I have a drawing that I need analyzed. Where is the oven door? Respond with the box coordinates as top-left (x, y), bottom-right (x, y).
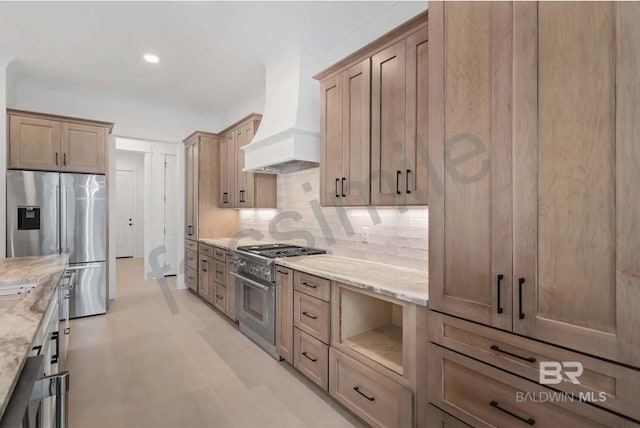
top-left (232, 273), bottom-right (275, 345)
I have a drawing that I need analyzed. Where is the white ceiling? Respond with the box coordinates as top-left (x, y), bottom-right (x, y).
top-left (0, 1), bottom-right (416, 115)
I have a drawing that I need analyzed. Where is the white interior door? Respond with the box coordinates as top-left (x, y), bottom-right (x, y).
top-left (115, 170), bottom-right (135, 258)
top-left (164, 155), bottom-right (177, 275)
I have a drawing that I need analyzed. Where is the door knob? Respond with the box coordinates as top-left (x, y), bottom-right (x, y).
top-left (129, 223), bottom-right (133, 226)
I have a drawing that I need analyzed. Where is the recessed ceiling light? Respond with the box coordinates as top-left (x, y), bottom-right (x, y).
top-left (143, 53), bottom-right (159, 64)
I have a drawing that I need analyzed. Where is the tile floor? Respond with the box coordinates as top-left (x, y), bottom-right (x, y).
top-left (67, 258), bottom-right (365, 428)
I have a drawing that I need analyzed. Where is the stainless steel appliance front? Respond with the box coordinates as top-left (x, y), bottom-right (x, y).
top-left (7, 171), bottom-right (108, 318)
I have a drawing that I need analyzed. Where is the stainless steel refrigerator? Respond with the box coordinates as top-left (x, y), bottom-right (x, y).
top-left (7, 170), bottom-right (107, 318)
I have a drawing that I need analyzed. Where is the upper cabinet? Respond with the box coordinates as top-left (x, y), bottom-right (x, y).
top-left (428, 1), bottom-right (640, 368)
top-left (8, 109), bottom-right (112, 174)
top-left (183, 131), bottom-right (238, 240)
top-left (218, 114), bottom-right (276, 209)
top-left (315, 12), bottom-right (428, 207)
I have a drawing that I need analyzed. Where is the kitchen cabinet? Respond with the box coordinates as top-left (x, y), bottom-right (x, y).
top-left (428, 0), bottom-right (640, 368)
top-left (224, 254), bottom-right (235, 320)
top-left (199, 254), bottom-right (213, 301)
top-left (8, 109), bottom-right (112, 174)
top-left (217, 114), bottom-right (277, 209)
top-left (275, 266), bottom-right (294, 364)
top-left (427, 1), bottom-right (513, 331)
top-left (183, 131), bottom-right (238, 240)
top-left (319, 60), bottom-right (371, 206)
top-left (314, 12), bottom-right (427, 207)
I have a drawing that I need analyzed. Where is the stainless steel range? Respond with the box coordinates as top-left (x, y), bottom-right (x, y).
top-left (231, 244), bottom-right (326, 359)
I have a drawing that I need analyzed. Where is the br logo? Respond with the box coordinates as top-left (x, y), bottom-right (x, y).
top-left (539, 361), bottom-right (583, 385)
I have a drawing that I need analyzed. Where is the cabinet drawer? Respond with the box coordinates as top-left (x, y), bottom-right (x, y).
top-left (428, 311), bottom-right (640, 420)
top-left (429, 344), bottom-right (636, 428)
top-left (185, 268), bottom-right (198, 292)
top-left (198, 243), bottom-right (214, 258)
top-left (185, 239), bottom-right (198, 251)
top-left (294, 291), bottom-right (330, 343)
top-left (329, 348), bottom-right (412, 428)
top-left (213, 247), bottom-right (226, 262)
top-left (426, 405), bottom-right (471, 427)
top-left (185, 249), bottom-right (198, 270)
top-left (214, 260), bottom-right (226, 286)
top-left (294, 271), bottom-right (330, 301)
top-left (213, 283), bottom-right (226, 313)
top-left (294, 328), bottom-right (328, 390)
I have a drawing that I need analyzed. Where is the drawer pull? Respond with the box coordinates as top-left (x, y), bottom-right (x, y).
top-left (353, 386), bottom-right (375, 402)
top-left (497, 274), bottom-right (504, 314)
top-left (302, 282), bottom-right (317, 289)
top-left (490, 345), bottom-right (536, 363)
top-left (302, 311), bottom-right (317, 320)
top-left (216, 295), bottom-right (223, 300)
top-left (216, 270), bottom-right (224, 275)
top-left (302, 351), bottom-right (317, 362)
top-left (277, 269), bottom-right (289, 275)
top-left (518, 278), bottom-right (525, 319)
top-left (490, 401), bottom-right (535, 425)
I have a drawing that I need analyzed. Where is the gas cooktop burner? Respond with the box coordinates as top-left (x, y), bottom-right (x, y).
top-left (237, 244), bottom-right (326, 259)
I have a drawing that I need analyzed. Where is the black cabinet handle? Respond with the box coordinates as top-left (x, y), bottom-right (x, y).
top-left (51, 331), bottom-right (60, 364)
top-left (202, 260), bottom-right (208, 272)
top-left (302, 311), bottom-right (317, 320)
top-left (302, 352), bottom-right (317, 362)
top-left (518, 278), bottom-right (525, 319)
top-left (216, 295), bottom-right (223, 300)
top-left (223, 192), bottom-right (228, 204)
top-left (341, 177), bottom-right (346, 197)
top-left (32, 345), bottom-right (42, 355)
top-left (216, 270), bottom-right (224, 275)
top-left (490, 401), bottom-right (535, 425)
top-left (55, 152), bottom-right (59, 166)
top-left (406, 169), bottom-right (411, 194)
top-left (335, 178), bottom-right (340, 197)
top-left (353, 386), bottom-right (375, 402)
top-left (302, 282), bottom-right (317, 289)
top-left (63, 153), bottom-right (67, 166)
top-left (396, 171), bottom-right (402, 194)
top-left (497, 274), bottom-right (504, 314)
top-left (277, 269), bottom-right (289, 275)
top-left (64, 327), bottom-right (70, 335)
top-left (490, 345), bottom-right (536, 363)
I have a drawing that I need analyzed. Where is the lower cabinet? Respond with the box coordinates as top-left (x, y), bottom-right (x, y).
top-left (329, 348), bottom-right (412, 428)
top-left (294, 328), bottom-right (329, 390)
top-left (199, 254), bottom-right (214, 301)
top-left (224, 254), bottom-right (235, 320)
top-left (185, 268), bottom-right (198, 293)
top-left (213, 283), bottom-right (226, 312)
top-left (276, 266), bottom-right (294, 363)
top-left (191, 241), bottom-right (236, 322)
top-left (429, 344), bottom-right (635, 428)
top-left (426, 405), bottom-right (471, 428)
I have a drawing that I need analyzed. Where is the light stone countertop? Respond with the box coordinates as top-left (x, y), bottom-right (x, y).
top-left (275, 254), bottom-right (428, 306)
top-left (0, 254), bottom-right (68, 417)
top-left (197, 237), bottom-right (273, 251)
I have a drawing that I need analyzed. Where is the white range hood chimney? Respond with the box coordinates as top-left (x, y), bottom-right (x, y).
top-left (242, 40), bottom-right (325, 174)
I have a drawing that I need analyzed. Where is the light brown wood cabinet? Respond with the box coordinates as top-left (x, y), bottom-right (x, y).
top-left (8, 109), bottom-right (112, 174)
top-left (275, 266), bottom-right (294, 364)
top-left (183, 132), bottom-right (238, 240)
top-left (315, 12), bottom-right (428, 207)
top-left (217, 114), bottom-right (276, 209)
top-left (224, 255), bottom-right (235, 320)
top-left (428, 1), bottom-right (640, 369)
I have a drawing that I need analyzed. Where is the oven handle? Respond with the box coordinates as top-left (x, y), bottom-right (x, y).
top-left (231, 272), bottom-right (270, 292)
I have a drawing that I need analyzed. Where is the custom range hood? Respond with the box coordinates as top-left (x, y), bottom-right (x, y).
top-left (241, 40), bottom-right (324, 174)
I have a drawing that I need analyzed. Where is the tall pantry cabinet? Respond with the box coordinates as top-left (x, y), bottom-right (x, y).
top-left (428, 1), bottom-right (640, 424)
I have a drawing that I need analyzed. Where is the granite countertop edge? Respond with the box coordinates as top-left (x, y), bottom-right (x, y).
top-left (0, 254), bottom-right (69, 417)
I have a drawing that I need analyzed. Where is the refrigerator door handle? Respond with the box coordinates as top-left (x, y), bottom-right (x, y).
top-left (56, 183), bottom-right (61, 253)
top-left (60, 186), bottom-right (67, 253)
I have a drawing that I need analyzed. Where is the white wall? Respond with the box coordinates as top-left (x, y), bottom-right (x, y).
top-left (0, 58), bottom-right (12, 259)
top-left (9, 78), bottom-right (222, 142)
top-left (219, 90), bottom-right (265, 127)
top-left (115, 150), bottom-right (145, 258)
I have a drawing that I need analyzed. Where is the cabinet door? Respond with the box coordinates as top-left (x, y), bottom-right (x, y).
top-left (513, 2), bottom-right (640, 367)
top-left (371, 41), bottom-right (406, 205)
top-left (320, 75), bottom-right (343, 206)
top-left (276, 267), bottom-right (294, 364)
top-left (9, 115), bottom-right (61, 171)
top-left (191, 140), bottom-right (199, 238)
top-left (405, 27), bottom-right (428, 205)
top-left (219, 133), bottom-right (232, 207)
top-left (341, 59), bottom-right (371, 206)
top-left (240, 122), bottom-right (256, 207)
top-left (184, 143), bottom-right (195, 237)
top-left (61, 122), bottom-right (107, 174)
top-left (199, 255), bottom-right (212, 300)
top-left (428, 1), bottom-right (513, 330)
top-left (225, 257), bottom-right (235, 320)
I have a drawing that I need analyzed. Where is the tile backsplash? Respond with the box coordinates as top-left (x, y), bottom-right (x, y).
top-left (237, 168), bottom-right (428, 271)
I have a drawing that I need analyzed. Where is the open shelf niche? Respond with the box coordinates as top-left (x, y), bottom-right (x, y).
top-left (339, 288), bottom-right (404, 374)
